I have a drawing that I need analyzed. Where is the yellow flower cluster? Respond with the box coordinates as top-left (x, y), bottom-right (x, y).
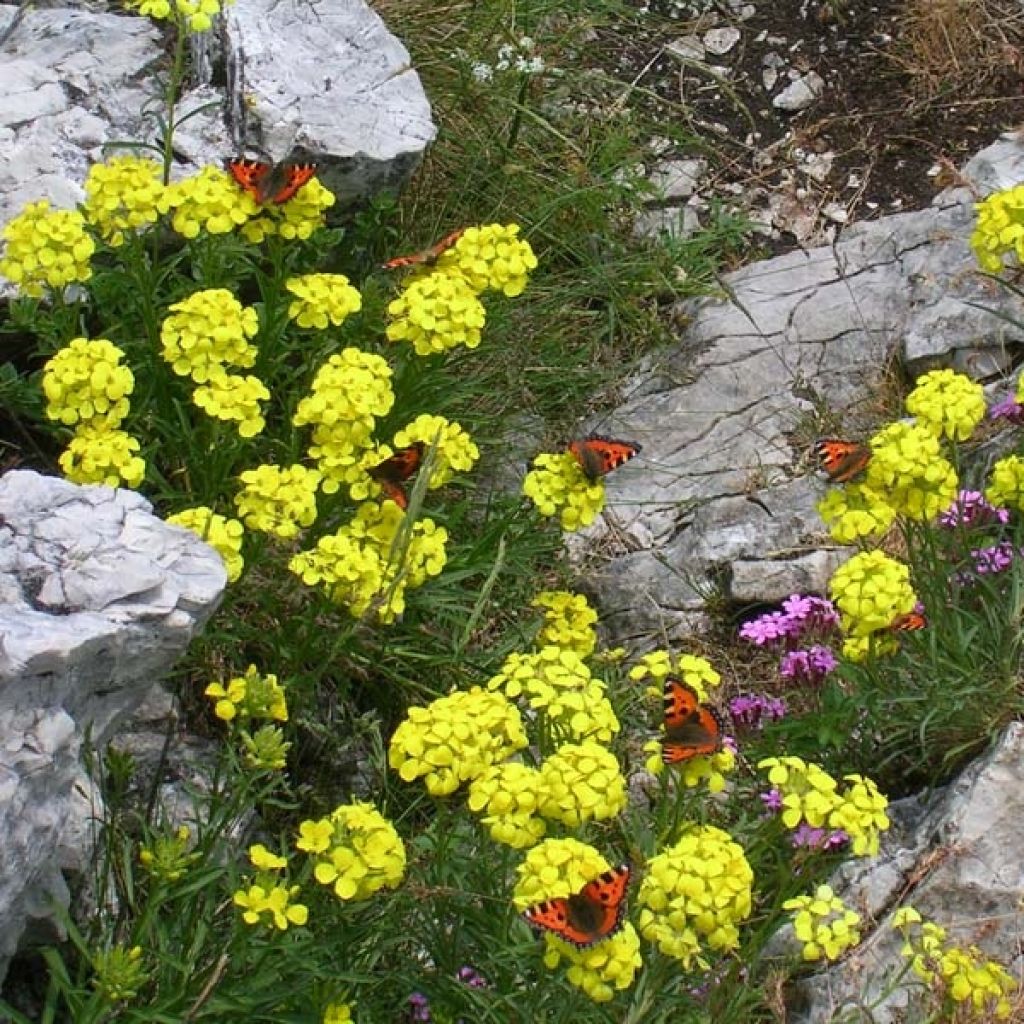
top-left (192, 372), bottom-right (269, 437)
top-left (892, 907), bottom-right (1016, 1019)
top-left (865, 421), bottom-right (958, 521)
top-left (905, 369), bottom-right (986, 442)
top-left (90, 945), bottom-right (148, 1004)
top-left (783, 884), bottom-right (861, 961)
top-left (293, 348), bottom-right (394, 493)
top-left (58, 427), bottom-right (146, 488)
top-left (970, 184), bottom-right (1024, 273)
top-left (204, 664), bottom-right (288, 723)
top-left (322, 1003), bottom-right (353, 1024)
top-left (128, 0), bottom-right (226, 31)
top-left (391, 414), bottom-right (480, 488)
top-left (233, 843), bottom-right (308, 930)
top-left (0, 199), bottom-right (95, 297)
top-left (829, 549), bottom-right (917, 639)
top-left (42, 338), bottom-right (134, 428)
top-left (386, 271), bottom-right (486, 355)
top-left (522, 452), bottom-right (605, 531)
top-left (437, 223), bottom-right (539, 297)
top-left (138, 825), bottom-right (198, 883)
top-left (388, 687), bottom-right (527, 795)
top-left (83, 156), bottom-right (170, 246)
top-left (165, 166), bottom-right (253, 238)
top-left (487, 646), bottom-right (619, 742)
top-left (467, 761), bottom-right (546, 848)
top-left (759, 757), bottom-right (890, 856)
top-left (532, 590), bottom-right (598, 656)
top-left (817, 480), bottom-right (897, 543)
top-left (166, 506), bottom-right (245, 582)
top-left (637, 825), bottom-right (753, 968)
top-left (537, 741), bottom-right (627, 827)
top-left (631, 651), bottom-right (735, 790)
top-left (513, 839), bottom-right (641, 1003)
top-left (160, 288), bottom-right (259, 382)
top-left (296, 801), bottom-right (406, 901)
top-left (289, 501), bottom-right (448, 621)
top-left (986, 454), bottom-right (1024, 512)
top-left (286, 273), bottom-right (362, 329)
top-left (240, 178), bottom-right (336, 244)
top-left (234, 463), bottom-right (321, 539)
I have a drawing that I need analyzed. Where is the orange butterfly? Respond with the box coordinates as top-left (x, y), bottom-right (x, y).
top-left (381, 228), bottom-right (466, 270)
top-left (522, 864), bottom-right (631, 948)
top-left (567, 435), bottom-right (643, 482)
top-left (890, 610), bottom-right (927, 632)
top-left (368, 442), bottom-right (425, 510)
top-left (813, 438), bottom-right (871, 484)
top-left (661, 677), bottom-right (726, 765)
top-left (225, 157), bottom-right (317, 205)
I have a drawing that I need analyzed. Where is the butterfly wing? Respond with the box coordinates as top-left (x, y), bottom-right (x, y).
top-left (891, 610), bottom-right (926, 631)
top-left (567, 435), bottom-right (643, 481)
top-left (368, 443), bottom-right (426, 509)
top-left (814, 438), bottom-right (871, 484)
top-left (267, 162), bottom-right (317, 204)
top-left (382, 228), bottom-right (466, 270)
top-left (225, 158), bottom-right (273, 202)
top-left (523, 864), bottom-right (631, 948)
top-left (661, 677), bottom-right (725, 764)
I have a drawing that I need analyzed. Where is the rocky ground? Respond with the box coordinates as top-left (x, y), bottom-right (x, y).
top-left (597, 0), bottom-right (1024, 249)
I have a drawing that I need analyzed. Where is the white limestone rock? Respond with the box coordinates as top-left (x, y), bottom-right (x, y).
top-left (0, 470), bottom-right (225, 982)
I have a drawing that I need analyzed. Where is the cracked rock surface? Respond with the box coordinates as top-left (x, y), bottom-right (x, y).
top-left (0, 470), bottom-right (225, 981)
top-left (577, 137), bottom-right (1024, 651)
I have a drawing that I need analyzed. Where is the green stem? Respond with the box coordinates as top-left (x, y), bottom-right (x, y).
top-left (162, 16), bottom-right (189, 184)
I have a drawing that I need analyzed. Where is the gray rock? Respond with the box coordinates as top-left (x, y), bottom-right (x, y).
top-left (633, 204), bottom-right (702, 241)
top-left (0, 470), bottom-right (225, 982)
top-left (647, 158), bottom-right (706, 201)
top-left (773, 71), bottom-right (825, 112)
top-left (703, 26), bottom-right (741, 56)
top-left (580, 138), bottom-right (1024, 646)
top-left (785, 724), bottom-right (1024, 1024)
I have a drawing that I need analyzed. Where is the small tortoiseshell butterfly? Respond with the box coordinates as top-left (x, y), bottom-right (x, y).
top-left (661, 677), bottom-right (726, 765)
top-left (368, 442), bottom-right (425, 510)
top-left (225, 157), bottom-right (317, 205)
top-left (522, 864), bottom-right (631, 948)
top-left (567, 435), bottom-right (643, 482)
top-left (813, 438), bottom-right (871, 484)
top-left (890, 610), bottom-right (927, 632)
top-left (381, 228), bottom-right (466, 270)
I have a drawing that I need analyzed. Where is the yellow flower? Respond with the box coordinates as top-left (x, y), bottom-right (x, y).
top-left (240, 178), bottom-right (336, 243)
top-left (905, 369), bottom-right (986, 441)
top-left (466, 761), bottom-right (546, 848)
top-left (436, 223), bottom-right (539, 297)
top-left (532, 591), bottom-right (598, 656)
top-left (58, 427), bottom-right (145, 488)
top-left (166, 506), bottom-right (245, 582)
top-left (83, 156), bottom-right (170, 245)
top-left (828, 550), bottom-right (917, 638)
top-left (289, 502), bottom-right (448, 621)
top-left (204, 665), bottom-right (287, 723)
top-left (234, 843), bottom-right (307, 929)
top-left (386, 270), bottom-right (486, 355)
top-left (986, 454), bottom-right (1024, 512)
top-left (0, 199), bottom-right (94, 297)
top-left (42, 338), bottom-right (134, 429)
top-left (817, 482), bottom-right (897, 543)
top-left (865, 421), bottom-right (958, 521)
top-left (91, 945), bottom-right (148, 1004)
top-left (286, 273), bottom-right (362, 329)
top-left (234, 463), bottom-right (321, 539)
top-left (783, 884), bottom-right (861, 961)
top-left (391, 414), bottom-right (480, 488)
top-left (127, 0), bottom-right (228, 31)
top-left (638, 825), bottom-right (753, 968)
top-left (523, 452), bottom-right (606, 531)
top-left (192, 370), bottom-right (269, 437)
top-left (628, 650), bottom-right (721, 695)
top-left (537, 741), bottom-right (627, 827)
top-left (971, 184), bottom-right (1024, 273)
top-left (487, 646), bottom-right (619, 742)
top-left (388, 687), bottom-right (527, 795)
top-left (138, 825), bottom-right (198, 883)
top-left (160, 288), bottom-right (259, 382)
top-left (166, 166), bottom-right (255, 238)
top-left (296, 801), bottom-right (406, 901)
top-left (322, 1003), bottom-right (353, 1024)
top-left (513, 839), bottom-right (641, 1003)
